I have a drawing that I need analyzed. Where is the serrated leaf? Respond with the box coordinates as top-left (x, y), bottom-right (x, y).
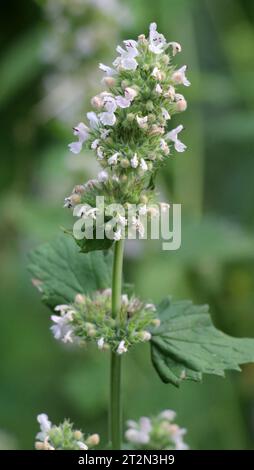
top-left (151, 297), bottom-right (254, 387)
top-left (28, 235), bottom-right (112, 309)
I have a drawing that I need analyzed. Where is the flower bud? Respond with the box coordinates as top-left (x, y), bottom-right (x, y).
top-left (162, 54), bottom-right (170, 64)
top-left (151, 318), bottom-right (161, 327)
top-left (74, 185), bottom-right (85, 194)
top-left (149, 125), bottom-right (164, 136)
top-left (138, 34), bottom-right (147, 44)
top-left (85, 433), bottom-right (100, 447)
top-left (35, 441), bottom-right (46, 450)
top-left (75, 294), bottom-right (86, 304)
top-left (175, 98), bottom-right (187, 112)
top-left (102, 76), bottom-right (116, 87)
top-left (91, 95), bottom-right (103, 109)
top-left (74, 430), bottom-right (83, 440)
top-left (121, 80), bottom-right (130, 90)
top-left (139, 331), bottom-right (152, 342)
top-left (140, 194), bottom-right (148, 204)
top-left (121, 158), bottom-right (130, 168)
top-left (146, 101), bottom-right (154, 112)
top-left (121, 174), bottom-right (128, 183)
top-left (127, 113), bottom-right (135, 122)
top-left (70, 194), bottom-right (81, 205)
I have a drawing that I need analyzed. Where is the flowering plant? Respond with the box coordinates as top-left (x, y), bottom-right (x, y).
top-left (29, 23), bottom-right (254, 450)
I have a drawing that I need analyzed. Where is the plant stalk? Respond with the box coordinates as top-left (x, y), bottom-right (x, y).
top-left (110, 239), bottom-right (124, 450)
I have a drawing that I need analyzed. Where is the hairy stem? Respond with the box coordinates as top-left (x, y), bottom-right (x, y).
top-left (110, 239), bottom-right (124, 450)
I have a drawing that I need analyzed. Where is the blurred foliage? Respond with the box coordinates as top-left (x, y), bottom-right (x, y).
top-left (1, 0), bottom-right (254, 450)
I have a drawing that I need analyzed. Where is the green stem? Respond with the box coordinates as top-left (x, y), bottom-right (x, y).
top-left (110, 239), bottom-right (124, 450)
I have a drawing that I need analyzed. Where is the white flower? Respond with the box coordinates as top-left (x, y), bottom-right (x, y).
top-left (159, 409), bottom-right (176, 421)
top-left (160, 138), bottom-right (170, 155)
top-left (164, 85), bottom-right (175, 101)
top-left (113, 40), bottom-right (139, 70)
top-left (116, 214), bottom-right (128, 226)
top-left (50, 313), bottom-right (74, 343)
top-left (140, 158), bottom-right (148, 171)
top-left (169, 424), bottom-right (188, 450)
top-left (69, 122), bottom-right (89, 154)
top-left (103, 95), bottom-right (117, 113)
top-left (125, 417), bottom-right (152, 445)
top-left (131, 153), bottom-right (139, 168)
top-left (149, 22), bottom-right (167, 54)
top-left (99, 63), bottom-right (117, 76)
top-left (117, 340), bottom-right (128, 354)
top-left (54, 305), bottom-right (71, 314)
top-left (100, 128), bottom-right (111, 139)
top-left (162, 108), bottom-right (170, 120)
top-left (36, 414), bottom-right (52, 441)
top-left (168, 41), bottom-right (182, 56)
top-left (140, 331), bottom-right (152, 341)
top-left (99, 111), bottom-right (116, 126)
top-left (97, 146), bottom-right (104, 160)
top-left (97, 337), bottom-right (105, 350)
top-left (77, 441), bottom-right (88, 450)
top-left (155, 83), bottom-right (162, 94)
top-left (76, 206), bottom-right (98, 219)
top-left (91, 139), bottom-right (100, 150)
top-left (132, 216), bottom-right (145, 238)
top-left (172, 65), bottom-right (191, 87)
top-left (113, 229), bottom-right (122, 241)
top-left (166, 125), bottom-right (187, 152)
top-left (87, 111), bottom-right (100, 128)
top-left (108, 152), bottom-right (119, 165)
top-left (136, 115), bottom-right (148, 129)
top-left (98, 170), bottom-right (109, 183)
top-left (115, 95), bottom-right (131, 108)
top-left (125, 87), bottom-right (138, 101)
top-left (151, 66), bottom-right (163, 80)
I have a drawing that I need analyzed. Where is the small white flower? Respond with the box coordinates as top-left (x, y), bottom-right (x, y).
top-left (54, 305), bottom-right (70, 314)
top-left (125, 87), bottom-right (138, 101)
top-left (125, 417), bottom-right (152, 445)
top-left (155, 83), bottom-right (163, 94)
top-left (116, 214), bottom-right (128, 226)
top-left (99, 112), bottom-right (116, 126)
top-left (159, 409), bottom-right (176, 421)
top-left (69, 122), bottom-right (89, 154)
top-left (87, 111), bottom-right (100, 129)
top-left (151, 66), bottom-right (163, 80)
top-left (132, 216), bottom-right (145, 237)
top-left (108, 152), bottom-right (119, 165)
top-left (113, 40), bottom-right (139, 71)
top-left (97, 337), bottom-right (105, 350)
top-left (166, 125), bottom-right (187, 152)
top-left (172, 65), bottom-right (191, 87)
top-left (98, 170), bottom-right (109, 183)
top-left (140, 158), bottom-right (148, 171)
top-left (91, 139), bottom-right (100, 150)
top-left (162, 108), bottom-right (171, 120)
top-left (99, 63), bottom-right (117, 76)
top-left (140, 331), bottom-right (152, 342)
top-left (168, 41), bottom-right (182, 56)
top-left (131, 153), bottom-right (139, 168)
top-left (117, 340), bottom-right (128, 354)
top-left (149, 22), bottom-right (167, 54)
top-left (136, 115), bottom-right (148, 129)
top-left (97, 146), bottom-right (104, 160)
top-left (160, 138), bottom-right (170, 155)
top-left (103, 95), bottom-right (117, 113)
top-left (115, 95), bottom-right (131, 108)
top-left (77, 441), bottom-right (88, 450)
top-left (100, 128), bottom-right (111, 139)
top-left (113, 229), bottom-right (123, 241)
top-left (36, 414), bottom-right (52, 441)
top-left (164, 85), bottom-right (175, 101)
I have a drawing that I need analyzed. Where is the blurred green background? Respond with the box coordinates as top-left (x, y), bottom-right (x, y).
top-left (1, 0), bottom-right (254, 450)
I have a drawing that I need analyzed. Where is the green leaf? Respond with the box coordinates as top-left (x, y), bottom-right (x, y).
top-left (151, 297), bottom-right (254, 387)
top-left (28, 235), bottom-right (112, 309)
top-left (75, 234), bottom-right (114, 254)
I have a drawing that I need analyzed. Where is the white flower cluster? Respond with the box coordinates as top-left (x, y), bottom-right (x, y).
top-left (66, 23), bottom-right (190, 244)
top-left (35, 413), bottom-right (100, 450)
top-left (125, 410), bottom-right (188, 450)
top-left (50, 290), bottom-right (159, 354)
